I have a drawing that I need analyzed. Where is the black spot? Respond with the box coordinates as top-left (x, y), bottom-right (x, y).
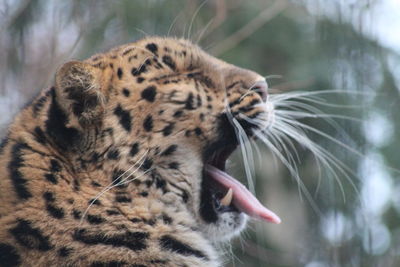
top-left (185, 93), bottom-right (195, 110)
top-left (73, 229), bottom-right (149, 251)
top-left (130, 218), bottom-right (141, 223)
top-left (90, 153), bottom-right (100, 163)
top-left (91, 181), bottom-right (101, 187)
top-left (182, 191), bottom-right (189, 203)
top-left (114, 105), bottom-right (132, 132)
top-left (146, 43), bottom-right (158, 54)
top-left (107, 149), bottom-right (120, 160)
top-left (141, 86), bottom-right (157, 102)
top-left (106, 209), bottom-right (120, 216)
top-left (197, 94), bottom-right (202, 107)
top-left (159, 235), bottom-right (207, 260)
top-left (187, 72), bottom-right (215, 88)
top-left (144, 59), bottom-right (152, 66)
top-left (145, 179), bottom-right (153, 187)
top-left (161, 145), bottom-right (177, 156)
top-left (43, 192), bottom-right (55, 202)
top-left (122, 48), bottom-right (134, 56)
top-left (50, 159), bottom-right (61, 172)
top-left (117, 68), bottom-right (123, 79)
top-left (45, 173), bottom-right (58, 184)
top-left (162, 124), bottom-right (174, 136)
top-left (58, 246), bottom-right (72, 257)
top-left (162, 55), bottom-right (176, 71)
top-left (194, 127), bottom-right (202, 136)
top-left (0, 243), bottom-right (21, 267)
top-left (162, 214), bottom-right (173, 224)
top-left (8, 142), bottom-right (32, 199)
top-left (88, 198), bottom-right (101, 205)
top-left (156, 178), bottom-right (166, 189)
top-left (87, 214), bottom-right (105, 224)
top-left (143, 115), bottom-right (153, 132)
top-left (91, 261), bottom-right (127, 267)
top-left (131, 265), bottom-right (146, 267)
top-left (173, 110), bottom-right (183, 118)
top-left (115, 195), bottom-right (131, 203)
top-left (137, 77), bottom-right (145, 83)
top-left (199, 113), bottom-right (205, 121)
top-left (130, 143), bottom-right (139, 157)
top-left (9, 219), bottom-right (52, 251)
top-left (139, 191), bottom-right (148, 197)
top-left (169, 162), bottom-right (179, 170)
top-left (45, 89), bottom-right (82, 150)
top-left (141, 158), bottom-right (153, 170)
top-left (73, 179), bottom-right (80, 191)
top-left (33, 127), bottom-right (47, 145)
top-left (111, 170), bottom-right (127, 189)
top-left (122, 88), bottom-right (130, 97)
top-left (72, 209), bottom-right (82, 220)
top-left (43, 192), bottom-right (64, 219)
top-left (128, 55), bottom-right (137, 61)
top-left (131, 64), bottom-right (147, 76)
top-left (143, 218), bottom-right (156, 226)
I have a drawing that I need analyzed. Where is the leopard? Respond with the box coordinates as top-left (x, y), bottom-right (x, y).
top-left (0, 37), bottom-right (280, 266)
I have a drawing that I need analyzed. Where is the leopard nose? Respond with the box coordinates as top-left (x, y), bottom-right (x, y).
top-left (253, 80), bottom-right (268, 102)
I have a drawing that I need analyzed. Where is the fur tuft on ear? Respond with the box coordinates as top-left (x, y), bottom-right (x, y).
top-left (55, 61), bottom-right (106, 125)
top-left (45, 61), bottom-right (109, 153)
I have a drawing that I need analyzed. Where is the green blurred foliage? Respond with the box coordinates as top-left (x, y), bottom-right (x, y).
top-left (1, 0), bottom-right (400, 266)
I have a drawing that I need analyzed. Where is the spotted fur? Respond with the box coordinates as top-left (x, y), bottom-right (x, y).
top-left (0, 37), bottom-right (269, 266)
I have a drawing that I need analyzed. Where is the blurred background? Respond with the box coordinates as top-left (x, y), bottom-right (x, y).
top-left (1, 0), bottom-right (400, 266)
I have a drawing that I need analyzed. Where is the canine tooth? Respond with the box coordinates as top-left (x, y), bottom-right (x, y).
top-left (220, 188), bottom-right (233, 206)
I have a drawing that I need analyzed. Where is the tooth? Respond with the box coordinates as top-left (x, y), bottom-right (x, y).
top-left (220, 188), bottom-right (233, 206)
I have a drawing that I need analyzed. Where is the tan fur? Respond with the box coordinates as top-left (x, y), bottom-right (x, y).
top-left (0, 37), bottom-right (266, 266)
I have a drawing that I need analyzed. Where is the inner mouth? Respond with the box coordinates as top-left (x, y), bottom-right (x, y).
top-left (201, 144), bottom-right (281, 224)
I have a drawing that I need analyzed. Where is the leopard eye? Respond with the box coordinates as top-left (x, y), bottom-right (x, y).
top-left (252, 81), bottom-right (268, 101)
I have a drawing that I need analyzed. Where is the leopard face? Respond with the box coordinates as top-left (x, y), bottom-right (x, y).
top-left (68, 37), bottom-right (278, 242)
top-left (0, 37), bottom-right (279, 266)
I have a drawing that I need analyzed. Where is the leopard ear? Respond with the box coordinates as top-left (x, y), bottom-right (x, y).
top-left (54, 61), bottom-right (106, 125)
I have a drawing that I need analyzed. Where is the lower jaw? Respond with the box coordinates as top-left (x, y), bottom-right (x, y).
top-left (202, 213), bottom-right (248, 243)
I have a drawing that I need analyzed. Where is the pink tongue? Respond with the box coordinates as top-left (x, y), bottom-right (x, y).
top-left (205, 165), bottom-right (281, 224)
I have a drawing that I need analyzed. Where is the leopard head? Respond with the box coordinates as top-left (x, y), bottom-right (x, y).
top-left (51, 37), bottom-right (280, 243)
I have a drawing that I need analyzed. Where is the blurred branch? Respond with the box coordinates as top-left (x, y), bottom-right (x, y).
top-left (210, 0), bottom-right (289, 56)
top-left (194, 0), bottom-right (227, 43)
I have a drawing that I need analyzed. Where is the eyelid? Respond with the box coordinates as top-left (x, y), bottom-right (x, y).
top-left (252, 80), bottom-right (268, 101)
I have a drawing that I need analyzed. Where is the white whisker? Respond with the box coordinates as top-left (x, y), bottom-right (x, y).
top-left (254, 130), bottom-right (321, 214)
top-left (269, 89), bottom-right (373, 102)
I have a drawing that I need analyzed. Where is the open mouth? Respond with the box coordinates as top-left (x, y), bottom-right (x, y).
top-left (201, 141), bottom-right (281, 224)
